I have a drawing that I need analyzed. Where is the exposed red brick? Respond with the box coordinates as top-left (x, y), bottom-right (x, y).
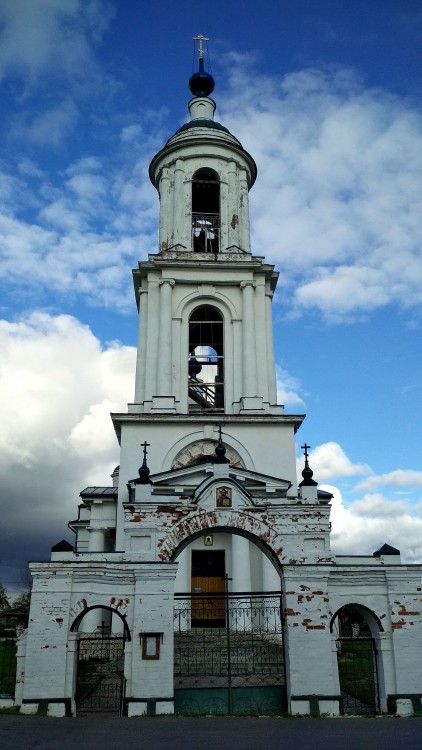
top-left (306, 624), bottom-right (326, 630)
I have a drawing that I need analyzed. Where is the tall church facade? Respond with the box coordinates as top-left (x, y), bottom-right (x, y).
top-left (16, 49), bottom-right (422, 718)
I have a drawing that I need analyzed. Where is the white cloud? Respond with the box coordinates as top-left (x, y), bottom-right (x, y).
top-left (276, 365), bottom-right (305, 408)
top-left (0, 0), bottom-right (114, 93)
top-left (350, 494), bottom-right (409, 517)
top-left (3, 56), bottom-right (420, 321)
top-left (327, 484), bottom-right (422, 562)
top-left (0, 311), bottom-right (135, 528)
top-left (0, 147), bottom-right (159, 308)
top-left (13, 98), bottom-right (80, 146)
top-left (298, 441), bottom-right (371, 481)
top-left (356, 469), bottom-right (422, 492)
top-left (219, 61), bottom-right (422, 320)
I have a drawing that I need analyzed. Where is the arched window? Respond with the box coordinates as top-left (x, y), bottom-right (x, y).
top-left (192, 168), bottom-right (220, 253)
top-left (188, 305), bottom-right (224, 410)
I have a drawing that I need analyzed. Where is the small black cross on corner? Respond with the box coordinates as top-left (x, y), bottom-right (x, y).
top-left (140, 441), bottom-right (150, 461)
top-left (301, 443), bottom-right (311, 459)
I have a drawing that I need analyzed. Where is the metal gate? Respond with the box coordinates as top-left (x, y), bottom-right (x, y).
top-left (336, 637), bottom-right (379, 714)
top-left (0, 636), bottom-right (17, 696)
top-left (174, 592), bottom-right (286, 715)
top-left (76, 635), bottom-right (125, 715)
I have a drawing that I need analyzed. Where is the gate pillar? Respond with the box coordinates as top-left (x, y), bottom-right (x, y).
top-left (283, 567), bottom-right (340, 716)
top-left (20, 565), bottom-right (73, 716)
top-left (127, 563), bottom-right (177, 717)
top-left (65, 632), bottom-right (78, 716)
top-left (376, 633), bottom-right (395, 712)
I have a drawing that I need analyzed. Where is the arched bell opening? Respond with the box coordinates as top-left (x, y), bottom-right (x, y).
top-left (192, 168), bottom-right (220, 252)
top-left (188, 305), bottom-right (224, 411)
top-left (331, 603), bottom-right (381, 715)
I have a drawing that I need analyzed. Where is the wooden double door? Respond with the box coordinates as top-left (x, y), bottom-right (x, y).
top-left (191, 550), bottom-right (226, 627)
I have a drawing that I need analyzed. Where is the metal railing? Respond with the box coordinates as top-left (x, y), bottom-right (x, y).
top-left (192, 213), bottom-right (220, 253)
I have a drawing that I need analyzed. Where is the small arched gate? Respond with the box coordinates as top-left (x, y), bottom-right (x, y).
top-left (71, 606), bottom-right (129, 715)
top-left (332, 604), bottom-right (380, 714)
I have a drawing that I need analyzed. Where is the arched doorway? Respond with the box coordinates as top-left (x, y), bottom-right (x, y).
top-left (331, 604), bottom-right (381, 714)
top-left (172, 529), bottom-right (286, 715)
top-left (71, 606), bottom-right (130, 716)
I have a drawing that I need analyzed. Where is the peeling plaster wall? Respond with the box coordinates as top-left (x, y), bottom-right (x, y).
top-left (19, 560), bottom-right (177, 714)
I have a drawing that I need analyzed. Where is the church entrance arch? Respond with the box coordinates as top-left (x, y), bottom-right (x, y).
top-left (71, 606), bottom-right (128, 716)
top-left (172, 527), bottom-right (286, 715)
top-left (331, 604), bottom-right (380, 715)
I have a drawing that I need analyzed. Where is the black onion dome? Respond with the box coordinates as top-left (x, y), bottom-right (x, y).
top-left (189, 57), bottom-right (215, 98)
top-left (189, 70), bottom-right (215, 97)
top-left (298, 456), bottom-right (318, 487)
top-left (137, 460), bottom-right (151, 485)
top-left (214, 434), bottom-right (230, 464)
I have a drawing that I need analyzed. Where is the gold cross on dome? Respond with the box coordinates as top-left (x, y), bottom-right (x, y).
top-left (193, 34), bottom-right (209, 60)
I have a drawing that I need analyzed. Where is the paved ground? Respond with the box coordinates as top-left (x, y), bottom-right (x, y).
top-left (1, 715), bottom-right (422, 750)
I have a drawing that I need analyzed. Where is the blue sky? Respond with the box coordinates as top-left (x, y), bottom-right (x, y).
top-left (1, 0), bottom-right (422, 594)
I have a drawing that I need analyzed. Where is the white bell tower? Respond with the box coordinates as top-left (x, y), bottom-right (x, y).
top-left (112, 43), bottom-right (304, 548)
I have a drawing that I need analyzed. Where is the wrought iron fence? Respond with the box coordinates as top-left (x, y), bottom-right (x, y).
top-left (173, 593), bottom-right (285, 714)
top-left (174, 594), bottom-right (284, 686)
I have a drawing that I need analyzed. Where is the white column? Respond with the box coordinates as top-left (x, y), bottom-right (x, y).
top-left (175, 548), bottom-right (189, 593)
top-left (238, 169), bottom-right (251, 252)
top-left (254, 281), bottom-right (268, 400)
top-left (219, 178), bottom-right (229, 251)
top-left (265, 291), bottom-right (277, 404)
top-left (88, 528), bottom-right (105, 552)
top-left (223, 316), bottom-right (234, 411)
top-left (241, 281), bottom-right (258, 396)
top-left (182, 176), bottom-right (192, 250)
top-left (227, 160), bottom-right (239, 248)
top-left (144, 280), bottom-right (159, 400)
top-left (134, 288), bottom-right (148, 402)
top-left (262, 555), bottom-right (281, 592)
top-left (158, 167), bottom-right (170, 251)
top-left (232, 318), bottom-right (242, 406)
top-left (173, 158), bottom-right (185, 247)
top-left (231, 535), bottom-right (251, 592)
top-left (157, 279), bottom-right (175, 395)
top-left (231, 535), bottom-right (252, 631)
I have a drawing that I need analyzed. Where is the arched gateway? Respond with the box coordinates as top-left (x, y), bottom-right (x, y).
top-left (71, 606), bottom-right (129, 716)
top-left (124, 451), bottom-right (295, 715)
top-left (18, 41), bottom-right (422, 720)
top-left (171, 525), bottom-right (286, 715)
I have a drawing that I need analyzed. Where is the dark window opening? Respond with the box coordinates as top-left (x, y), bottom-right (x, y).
top-left (192, 168), bottom-right (220, 253)
top-left (188, 305), bottom-right (224, 411)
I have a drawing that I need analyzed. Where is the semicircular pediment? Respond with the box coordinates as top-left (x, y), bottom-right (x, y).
top-left (171, 439), bottom-right (244, 470)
